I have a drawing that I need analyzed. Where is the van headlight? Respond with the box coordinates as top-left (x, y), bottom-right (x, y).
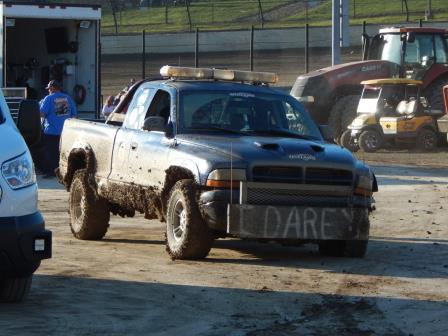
top-left (2, 152), bottom-right (36, 189)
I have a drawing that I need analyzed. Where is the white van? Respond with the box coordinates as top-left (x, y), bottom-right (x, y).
top-left (0, 90), bottom-right (51, 302)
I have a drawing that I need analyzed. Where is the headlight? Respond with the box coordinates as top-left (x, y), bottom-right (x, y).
top-left (2, 152), bottom-right (36, 189)
top-left (206, 169), bottom-right (246, 188)
top-left (354, 174), bottom-right (373, 197)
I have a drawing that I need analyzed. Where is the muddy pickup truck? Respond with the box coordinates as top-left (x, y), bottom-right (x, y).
top-left (57, 66), bottom-right (377, 260)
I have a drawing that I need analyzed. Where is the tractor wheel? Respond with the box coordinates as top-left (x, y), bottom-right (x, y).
top-left (416, 128), bottom-right (438, 151)
top-left (328, 95), bottom-right (359, 142)
top-left (424, 77), bottom-right (448, 111)
top-left (359, 130), bottom-right (383, 152)
top-left (341, 130), bottom-right (359, 152)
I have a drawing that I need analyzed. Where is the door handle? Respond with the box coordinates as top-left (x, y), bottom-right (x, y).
top-left (131, 142), bottom-right (138, 150)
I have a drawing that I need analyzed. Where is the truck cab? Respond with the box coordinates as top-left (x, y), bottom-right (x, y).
top-left (0, 90), bottom-right (51, 302)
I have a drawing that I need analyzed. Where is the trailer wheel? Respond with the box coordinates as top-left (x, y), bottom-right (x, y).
top-left (341, 130), bottom-right (359, 152)
top-left (69, 169), bottom-right (110, 240)
top-left (416, 128), bottom-right (438, 150)
top-left (359, 130), bottom-right (382, 152)
top-left (0, 276), bottom-right (32, 303)
top-left (166, 179), bottom-right (213, 260)
top-left (328, 95), bottom-right (359, 142)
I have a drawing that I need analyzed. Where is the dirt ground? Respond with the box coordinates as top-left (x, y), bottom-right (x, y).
top-left (0, 157), bottom-right (446, 335)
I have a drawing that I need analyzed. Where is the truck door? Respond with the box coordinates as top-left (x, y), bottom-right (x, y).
top-left (109, 86), bottom-right (155, 183)
top-left (127, 88), bottom-right (175, 187)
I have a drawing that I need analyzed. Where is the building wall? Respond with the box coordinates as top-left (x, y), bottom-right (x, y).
top-left (101, 22), bottom-right (448, 55)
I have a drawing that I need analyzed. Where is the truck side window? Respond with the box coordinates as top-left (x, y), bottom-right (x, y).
top-left (124, 87), bottom-right (154, 129)
top-left (145, 90), bottom-right (171, 125)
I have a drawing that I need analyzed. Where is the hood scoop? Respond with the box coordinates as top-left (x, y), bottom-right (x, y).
top-left (254, 142), bottom-right (280, 150)
top-left (310, 144), bottom-right (325, 153)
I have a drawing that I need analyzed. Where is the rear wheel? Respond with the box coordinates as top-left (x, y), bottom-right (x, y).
top-left (416, 128), bottom-right (438, 150)
top-left (166, 179), bottom-right (213, 260)
top-left (341, 130), bottom-right (359, 152)
top-left (0, 276), bottom-right (32, 303)
top-left (69, 169), bottom-right (110, 240)
top-left (328, 95), bottom-right (359, 142)
top-left (424, 77), bottom-right (448, 111)
top-left (359, 129), bottom-right (382, 152)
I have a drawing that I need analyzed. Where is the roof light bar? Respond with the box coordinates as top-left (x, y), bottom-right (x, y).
top-left (160, 66), bottom-right (278, 84)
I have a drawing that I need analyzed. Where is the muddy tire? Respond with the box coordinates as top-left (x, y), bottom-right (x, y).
top-left (0, 276), bottom-right (32, 303)
top-left (69, 169), bottom-right (110, 240)
top-left (328, 95), bottom-right (359, 141)
top-left (416, 128), bottom-right (438, 151)
top-left (341, 130), bottom-right (359, 152)
top-left (166, 179), bottom-right (213, 260)
top-left (359, 129), bottom-right (382, 152)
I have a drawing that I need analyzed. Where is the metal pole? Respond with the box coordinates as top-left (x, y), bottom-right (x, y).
top-left (165, 1), bottom-right (168, 24)
top-left (353, 0), bottom-right (355, 18)
top-left (195, 28), bottom-right (199, 68)
top-left (305, 23), bottom-right (309, 73)
top-left (142, 30), bottom-right (146, 79)
top-left (250, 25), bottom-right (254, 71)
top-left (419, 18), bottom-right (423, 27)
top-left (332, 0), bottom-right (341, 65)
top-left (427, 0), bottom-right (433, 19)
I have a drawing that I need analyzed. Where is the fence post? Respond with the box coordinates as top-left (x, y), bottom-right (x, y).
top-left (305, 23), bottom-right (309, 73)
top-left (419, 18), bottom-right (423, 27)
top-left (186, 0), bottom-right (192, 32)
top-left (250, 25), bottom-right (254, 71)
top-left (257, 0), bottom-right (264, 28)
top-left (165, 1), bottom-right (168, 24)
top-left (195, 28), bottom-right (199, 68)
top-left (142, 30), bottom-right (146, 79)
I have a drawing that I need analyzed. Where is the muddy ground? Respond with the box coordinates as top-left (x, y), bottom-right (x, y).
top-left (0, 160), bottom-right (446, 335)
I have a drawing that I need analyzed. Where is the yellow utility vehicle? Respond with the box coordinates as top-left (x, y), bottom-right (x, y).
top-left (341, 78), bottom-right (446, 152)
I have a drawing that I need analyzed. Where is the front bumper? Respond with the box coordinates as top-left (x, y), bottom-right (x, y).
top-left (199, 189), bottom-right (370, 240)
top-left (0, 212), bottom-right (52, 278)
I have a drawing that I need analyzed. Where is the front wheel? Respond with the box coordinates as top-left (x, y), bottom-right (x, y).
top-left (69, 169), bottom-right (110, 240)
top-left (166, 180), bottom-right (213, 260)
top-left (341, 130), bottom-right (359, 152)
top-left (359, 130), bottom-right (382, 152)
top-left (0, 276), bottom-right (33, 303)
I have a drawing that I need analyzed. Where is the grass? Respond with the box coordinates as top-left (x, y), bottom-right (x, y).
top-left (101, 0), bottom-right (448, 34)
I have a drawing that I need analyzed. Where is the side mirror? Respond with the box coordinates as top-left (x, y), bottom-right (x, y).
top-left (142, 116), bottom-right (166, 132)
top-left (17, 99), bottom-right (41, 146)
top-left (319, 125), bottom-right (336, 143)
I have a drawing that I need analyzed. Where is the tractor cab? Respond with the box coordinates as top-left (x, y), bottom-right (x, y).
top-left (365, 27), bottom-right (448, 82)
top-left (341, 78), bottom-right (445, 152)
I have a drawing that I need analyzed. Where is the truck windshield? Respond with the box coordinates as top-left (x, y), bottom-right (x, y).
top-left (0, 106), bottom-right (4, 124)
top-left (179, 91), bottom-right (322, 140)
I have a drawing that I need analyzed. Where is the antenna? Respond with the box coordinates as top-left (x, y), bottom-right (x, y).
top-left (230, 141), bottom-right (233, 205)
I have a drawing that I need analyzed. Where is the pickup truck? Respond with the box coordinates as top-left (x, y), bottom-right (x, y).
top-left (57, 66), bottom-right (377, 260)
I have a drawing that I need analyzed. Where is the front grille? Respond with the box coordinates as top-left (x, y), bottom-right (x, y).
top-left (305, 168), bottom-right (353, 186)
top-left (252, 166), bottom-right (353, 186)
top-left (246, 187), bottom-right (349, 206)
top-left (241, 182), bottom-right (352, 207)
top-left (253, 166), bottom-right (303, 184)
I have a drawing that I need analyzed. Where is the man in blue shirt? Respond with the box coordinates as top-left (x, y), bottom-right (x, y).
top-left (40, 80), bottom-right (77, 178)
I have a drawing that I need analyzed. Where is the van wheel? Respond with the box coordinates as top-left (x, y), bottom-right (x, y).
top-left (359, 130), bottom-right (382, 152)
top-left (0, 276), bottom-right (32, 303)
top-left (69, 169), bottom-right (110, 240)
top-left (341, 130), bottom-right (359, 152)
top-left (166, 180), bottom-right (213, 260)
top-left (416, 129), bottom-right (438, 150)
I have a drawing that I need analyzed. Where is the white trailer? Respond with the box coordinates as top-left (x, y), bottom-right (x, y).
top-left (0, 1), bottom-right (101, 116)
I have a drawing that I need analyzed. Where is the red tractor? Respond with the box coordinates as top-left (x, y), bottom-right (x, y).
top-left (291, 27), bottom-right (448, 139)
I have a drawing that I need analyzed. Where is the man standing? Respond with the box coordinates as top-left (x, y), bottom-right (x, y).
top-left (40, 80), bottom-right (77, 178)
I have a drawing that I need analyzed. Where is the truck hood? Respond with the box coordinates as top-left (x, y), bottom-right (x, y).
top-left (0, 121), bottom-right (27, 164)
top-left (176, 134), bottom-right (357, 170)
